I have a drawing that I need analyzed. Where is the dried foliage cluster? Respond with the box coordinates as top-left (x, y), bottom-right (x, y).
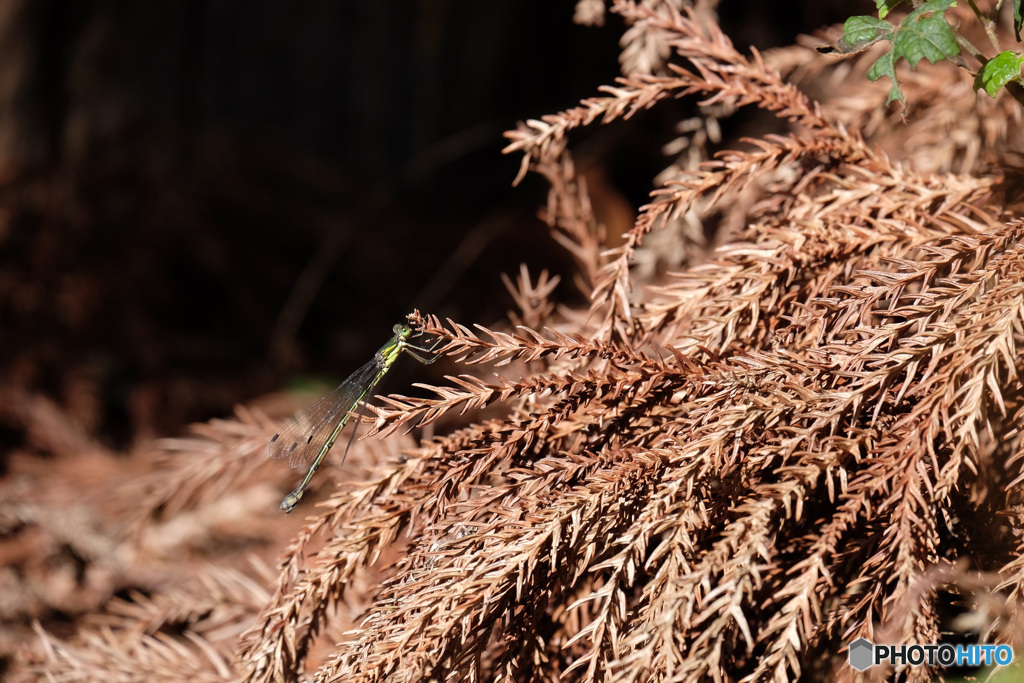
top-left (8, 1), bottom-right (1024, 681)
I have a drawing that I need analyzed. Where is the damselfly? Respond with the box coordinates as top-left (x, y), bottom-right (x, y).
top-left (270, 324), bottom-right (439, 513)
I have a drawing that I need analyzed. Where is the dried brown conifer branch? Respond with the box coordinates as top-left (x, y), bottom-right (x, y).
top-left (531, 153), bottom-right (606, 296)
top-left (132, 405), bottom-right (279, 520)
top-left (502, 265), bottom-right (562, 328)
top-left (36, 624), bottom-right (235, 683)
top-left (236, 437), bottom-right (435, 682)
top-left (409, 311), bottom-right (662, 367)
top-left (236, 327), bottom-right (707, 682)
top-left (316, 452), bottom-right (666, 683)
top-left (26, 5), bottom-right (1024, 683)
top-left (641, 167), bottom-right (999, 349)
top-left (35, 565), bottom-right (267, 682)
top-left (255, 6), bottom-right (1019, 676)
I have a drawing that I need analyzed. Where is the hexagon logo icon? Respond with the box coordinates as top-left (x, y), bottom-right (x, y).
top-left (849, 637), bottom-right (875, 671)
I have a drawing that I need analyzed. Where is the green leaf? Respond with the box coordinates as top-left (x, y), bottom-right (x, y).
top-left (893, 10), bottom-right (960, 67)
top-left (1015, 0), bottom-right (1022, 41)
top-left (876, 0), bottom-right (906, 19)
top-left (975, 51), bottom-right (1024, 96)
top-left (843, 15), bottom-right (893, 48)
top-left (867, 50), bottom-right (904, 104)
top-left (903, 0), bottom-right (957, 20)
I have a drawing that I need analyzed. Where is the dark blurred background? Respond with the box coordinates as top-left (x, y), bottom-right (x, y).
top-left (0, 0), bottom-right (853, 450)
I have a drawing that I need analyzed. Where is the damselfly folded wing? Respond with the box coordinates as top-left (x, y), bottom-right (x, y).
top-left (268, 357), bottom-right (383, 469)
